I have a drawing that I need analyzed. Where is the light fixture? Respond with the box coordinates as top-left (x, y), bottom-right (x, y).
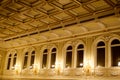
top-left (52, 65), bottom-right (55, 68)
top-left (55, 63), bottom-right (61, 75)
top-left (11, 66), bottom-right (15, 70)
top-left (80, 63), bottom-right (83, 67)
top-left (29, 66), bottom-right (33, 69)
top-left (32, 64), bottom-right (38, 74)
top-left (14, 64), bottom-right (20, 74)
top-left (118, 62), bottom-right (120, 66)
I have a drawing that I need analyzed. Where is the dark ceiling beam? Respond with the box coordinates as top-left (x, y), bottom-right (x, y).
top-left (73, 0), bottom-right (94, 13)
top-left (103, 0), bottom-right (115, 7)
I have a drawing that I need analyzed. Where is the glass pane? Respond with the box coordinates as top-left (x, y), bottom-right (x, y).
top-left (32, 51), bottom-right (35, 55)
top-left (52, 48), bottom-right (56, 52)
top-left (14, 54), bottom-right (17, 56)
top-left (66, 52), bottom-right (72, 68)
top-left (25, 52), bottom-right (28, 55)
top-left (77, 50), bottom-right (84, 68)
top-left (13, 57), bottom-right (16, 67)
top-left (30, 55), bottom-right (35, 66)
top-left (43, 49), bottom-right (48, 53)
top-left (97, 41), bottom-right (105, 46)
top-left (111, 46), bottom-right (120, 66)
top-left (23, 56), bottom-right (28, 69)
top-left (9, 54), bottom-right (12, 57)
top-left (111, 39), bottom-right (120, 45)
top-left (13, 54), bottom-right (17, 67)
top-left (51, 53), bottom-right (56, 68)
top-left (77, 44), bottom-right (84, 49)
top-left (67, 46), bottom-right (72, 50)
top-left (97, 48), bottom-right (105, 67)
top-left (42, 54), bottom-right (47, 68)
top-left (7, 58), bottom-right (11, 70)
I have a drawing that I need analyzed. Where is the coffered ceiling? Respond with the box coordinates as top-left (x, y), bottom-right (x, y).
top-left (0, 0), bottom-right (120, 48)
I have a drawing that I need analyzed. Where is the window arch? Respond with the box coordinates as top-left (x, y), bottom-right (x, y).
top-left (23, 52), bottom-right (28, 69)
top-left (111, 39), bottom-right (120, 66)
top-left (97, 41), bottom-right (105, 67)
top-left (7, 54), bottom-right (12, 70)
top-left (76, 44), bottom-right (84, 68)
top-left (42, 49), bottom-right (48, 69)
top-left (66, 46), bottom-right (72, 68)
top-left (30, 51), bottom-right (35, 67)
top-left (50, 48), bottom-right (56, 68)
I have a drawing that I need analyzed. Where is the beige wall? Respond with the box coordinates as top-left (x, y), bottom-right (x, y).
top-left (0, 49), bottom-right (7, 75)
top-left (1, 32), bottom-right (120, 79)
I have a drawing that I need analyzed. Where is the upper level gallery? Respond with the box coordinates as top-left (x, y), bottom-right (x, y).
top-left (0, 32), bottom-right (120, 78)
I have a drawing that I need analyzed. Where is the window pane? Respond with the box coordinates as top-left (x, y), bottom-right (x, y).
top-left (30, 55), bottom-right (35, 66)
top-left (13, 54), bottom-right (17, 67)
top-left (52, 48), bottom-right (56, 52)
top-left (111, 39), bottom-right (120, 45)
top-left (97, 48), bottom-right (105, 67)
top-left (23, 52), bottom-right (28, 69)
top-left (32, 51), bottom-right (35, 54)
top-left (13, 57), bottom-right (16, 67)
top-left (77, 44), bottom-right (84, 49)
top-left (7, 58), bottom-right (11, 70)
top-left (51, 53), bottom-right (56, 68)
top-left (67, 46), bottom-right (72, 50)
top-left (9, 54), bottom-right (12, 57)
top-left (97, 42), bottom-right (105, 46)
top-left (77, 50), bottom-right (84, 68)
top-left (30, 51), bottom-right (35, 66)
top-left (23, 56), bottom-right (28, 69)
top-left (42, 54), bottom-right (47, 68)
top-left (111, 46), bottom-right (120, 66)
top-left (43, 49), bottom-right (48, 53)
top-left (66, 52), bottom-right (72, 68)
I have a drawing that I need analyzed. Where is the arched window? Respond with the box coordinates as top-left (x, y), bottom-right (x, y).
top-left (7, 54), bottom-right (12, 70)
top-left (30, 51), bottom-right (35, 67)
top-left (23, 52), bottom-right (28, 69)
top-left (66, 46), bottom-right (72, 68)
top-left (76, 44), bottom-right (84, 68)
top-left (50, 48), bottom-right (56, 68)
top-left (97, 41), bottom-right (105, 67)
top-left (12, 53), bottom-right (17, 69)
top-left (111, 39), bottom-right (120, 66)
top-left (42, 49), bottom-right (48, 69)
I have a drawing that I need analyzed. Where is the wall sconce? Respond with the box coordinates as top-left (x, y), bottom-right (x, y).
top-left (80, 63), bottom-right (83, 67)
top-left (118, 62), bottom-right (120, 67)
top-left (51, 65), bottom-right (55, 68)
top-left (32, 64), bottom-right (38, 74)
top-left (83, 62), bottom-right (92, 76)
top-left (55, 63), bottom-right (61, 75)
top-left (15, 65), bottom-right (20, 75)
top-left (29, 66), bottom-right (33, 69)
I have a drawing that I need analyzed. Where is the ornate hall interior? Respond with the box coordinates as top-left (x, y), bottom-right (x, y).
top-left (0, 0), bottom-right (120, 80)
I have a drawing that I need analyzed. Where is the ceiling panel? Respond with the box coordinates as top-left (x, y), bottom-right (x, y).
top-left (0, 0), bottom-right (119, 48)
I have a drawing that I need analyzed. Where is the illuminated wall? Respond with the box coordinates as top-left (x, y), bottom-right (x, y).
top-left (1, 33), bottom-right (120, 79)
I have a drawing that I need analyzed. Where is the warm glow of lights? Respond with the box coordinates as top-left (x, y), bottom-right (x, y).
top-left (11, 66), bottom-right (15, 70)
top-left (43, 67), bottom-right (46, 69)
top-left (14, 64), bottom-right (20, 74)
top-left (97, 65), bottom-right (100, 68)
top-left (80, 63), bottom-right (83, 67)
top-left (82, 59), bottom-right (95, 76)
top-left (55, 62), bottom-right (63, 75)
top-left (29, 66), bottom-right (33, 69)
top-left (67, 66), bottom-right (70, 69)
top-left (118, 62), bottom-right (120, 66)
top-left (52, 65), bottom-right (55, 68)
top-left (32, 64), bottom-right (38, 74)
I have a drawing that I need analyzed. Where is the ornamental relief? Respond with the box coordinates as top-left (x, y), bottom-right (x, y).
top-left (103, 35), bottom-right (112, 42)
